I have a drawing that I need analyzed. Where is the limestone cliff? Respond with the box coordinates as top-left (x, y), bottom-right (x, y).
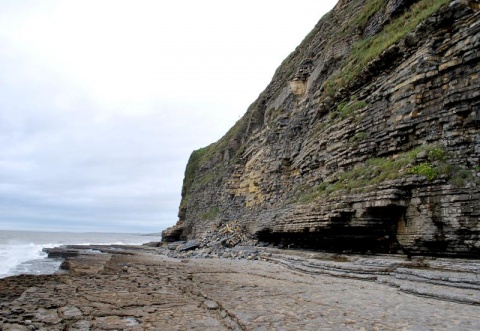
top-left (164, 0), bottom-right (480, 257)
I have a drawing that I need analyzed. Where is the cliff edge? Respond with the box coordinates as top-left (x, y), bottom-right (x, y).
top-left (164, 0), bottom-right (480, 257)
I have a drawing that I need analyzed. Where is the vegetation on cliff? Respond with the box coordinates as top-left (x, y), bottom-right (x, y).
top-left (323, 0), bottom-right (450, 97)
top-left (294, 144), bottom-right (468, 202)
top-left (181, 0), bottom-right (452, 206)
top-left (174, 0), bottom-right (480, 256)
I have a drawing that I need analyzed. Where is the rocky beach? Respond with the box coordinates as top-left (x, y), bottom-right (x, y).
top-left (1, 244), bottom-right (479, 330)
top-left (2, 1), bottom-right (480, 330)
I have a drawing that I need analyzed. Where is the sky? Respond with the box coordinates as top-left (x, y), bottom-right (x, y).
top-left (0, 0), bottom-right (338, 233)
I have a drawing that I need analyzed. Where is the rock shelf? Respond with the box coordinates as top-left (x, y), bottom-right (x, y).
top-left (1, 244), bottom-right (479, 330)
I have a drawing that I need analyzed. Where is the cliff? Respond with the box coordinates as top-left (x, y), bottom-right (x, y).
top-left (164, 0), bottom-right (480, 257)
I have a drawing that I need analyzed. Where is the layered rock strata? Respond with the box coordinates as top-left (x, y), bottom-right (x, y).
top-left (167, 0), bottom-right (480, 257)
top-left (1, 245), bottom-right (480, 330)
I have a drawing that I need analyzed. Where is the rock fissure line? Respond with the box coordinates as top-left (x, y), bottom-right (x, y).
top-left (1, 245), bottom-right (480, 330)
top-left (172, 275), bottom-right (246, 330)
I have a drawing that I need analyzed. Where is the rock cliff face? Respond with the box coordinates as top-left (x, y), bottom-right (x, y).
top-left (165, 0), bottom-right (480, 257)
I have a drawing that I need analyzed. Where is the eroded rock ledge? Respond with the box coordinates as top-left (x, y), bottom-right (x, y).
top-left (170, 0), bottom-right (480, 257)
top-left (1, 245), bottom-right (479, 330)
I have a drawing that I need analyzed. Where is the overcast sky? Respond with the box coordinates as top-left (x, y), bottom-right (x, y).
top-left (0, 0), bottom-right (337, 233)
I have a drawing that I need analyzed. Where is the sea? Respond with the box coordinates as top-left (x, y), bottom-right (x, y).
top-left (0, 230), bottom-right (162, 279)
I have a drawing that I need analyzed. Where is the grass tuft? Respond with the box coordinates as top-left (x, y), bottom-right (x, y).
top-left (322, 0), bottom-right (450, 98)
top-left (296, 144), bottom-right (453, 203)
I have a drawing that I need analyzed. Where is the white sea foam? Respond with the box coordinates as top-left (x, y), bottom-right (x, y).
top-left (0, 230), bottom-right (161, 278)
top-left (0, 243), bottom-right (47, 277)
top-left (0, 242), bottom-right (62, 278)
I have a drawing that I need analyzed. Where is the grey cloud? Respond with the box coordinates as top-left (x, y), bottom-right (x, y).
top-left (0, 52), bottom-right (223, 233)
top-left (0, 1), bottom-right (338, 233)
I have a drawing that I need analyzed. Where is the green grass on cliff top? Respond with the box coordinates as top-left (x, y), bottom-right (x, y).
top-left (181, 116), bottom-right (247, 200)
top-left (323, 0), bottom-right (450, 97)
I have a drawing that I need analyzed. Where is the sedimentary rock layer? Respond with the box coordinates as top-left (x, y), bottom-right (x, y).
top-left (1, 245), bottom-right (479, 330)
top-left (168, 0), bottom-right (480, 256)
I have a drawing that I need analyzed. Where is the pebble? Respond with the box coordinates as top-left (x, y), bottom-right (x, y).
top-left (204, 300), bottom-right (219, 310)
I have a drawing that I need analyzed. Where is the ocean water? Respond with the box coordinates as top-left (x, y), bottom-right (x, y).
top-left (0, 230), bottom-right (161, 279)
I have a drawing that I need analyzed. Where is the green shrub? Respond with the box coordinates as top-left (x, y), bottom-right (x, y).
top-left (428, 147), bottom-right (447, 161)
top-left (348, 100), bottom-right (368, 112)
top-left (353, 0), bottom-right (385, 30)
top-left (294, 144), bottom-right (454, 203)
top-left (409, 162), bottom-right (438, 181)
top-left (349, 131), bottom-right (367, 143)
top-left (437, 163), bottom-right (453, 177)
top-left (449, 169), bottom-right (473, 187)
top-left (332, 99), bottom-right (368, 121)
top-left (182, 147), bottom-right (207, 195)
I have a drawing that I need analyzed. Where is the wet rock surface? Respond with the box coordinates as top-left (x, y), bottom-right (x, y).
top-left (1, 245), bottom-right (479, 330)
